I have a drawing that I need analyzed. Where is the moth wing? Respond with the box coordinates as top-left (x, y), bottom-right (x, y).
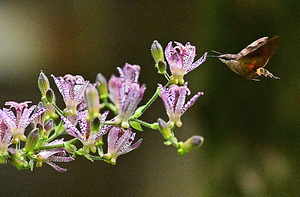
top-left (239, 36), bottom-right (280, 69)
top-left (237, 37), bottom-right (269, 58)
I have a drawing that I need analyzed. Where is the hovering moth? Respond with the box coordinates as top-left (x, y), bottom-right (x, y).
top-left (212, 36), bottom-right (280, 81)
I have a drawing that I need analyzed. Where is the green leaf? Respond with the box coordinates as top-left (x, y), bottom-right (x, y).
top-left (130, 121), bottom-right (143, 131)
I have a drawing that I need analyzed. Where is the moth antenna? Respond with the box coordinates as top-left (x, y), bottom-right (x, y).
top-left (207, 50), bottom-right (224, 58)
top-left (211, 50), bottom-right (223, 55)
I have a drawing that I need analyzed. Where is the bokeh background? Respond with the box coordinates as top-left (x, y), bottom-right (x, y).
top-left (0, 1), bottom-right (299, 196)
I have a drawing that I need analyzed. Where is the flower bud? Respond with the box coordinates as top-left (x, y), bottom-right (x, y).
top-left (177, 135), bottom-right (204, 155)
top-left (151, 40), bottom-right (164, 63)
top-left (44, 119), bottom-right (53, 136)
top-left (96, 73), bottom-right (109, 99)
top-left (46, 88), bottom-right (55, 103)
top-left (151, 40), bottom-right (168, 74)
top-left (8, 148), bottom-right (29, 170)
top-left (24, 128), bottom-right (39, 154)
top-left (38, 71), bottom-right (50, 98)
top-left (84, 84), bottom-right (100, 120)
top-left (157, 60), bottom-right (167, 74)
top-left (158, 118), bottom-right (172, 140)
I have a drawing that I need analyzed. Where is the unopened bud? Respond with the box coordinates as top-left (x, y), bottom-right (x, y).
top-left (38, 71), bottom-right (50, 98)
top-left (158, 118), bottom-right (172, 140)
top-left (177, 135), bottom-right (204, 155)
top-left (44, 119), bottom-right (53, 136)
top-left (84, 84), bottom-right (100, 120)
top-left (151, 40), bottom-right (164, 63)
top-left (24, 128), bottom-right (39, 154)
top-left (157, 60), bottom-right (167, 74)
top-left (96, 74), bottom-right (109, 99)
top-left (46, 88), bottom-right (55, 103)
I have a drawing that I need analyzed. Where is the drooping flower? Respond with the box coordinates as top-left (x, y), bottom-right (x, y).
top-left (0, 101), bottom-right (48, 143)
top-left (51, 74), bottom-right (91, 115)
top-left (104, 126), bottom-right (142, 165)
top-left (108, 63), bottom-right (146, 128)
top-left (61, 110), bottom-right (111, 153)
top-left (165, 41), bottom-right (207, 84)
top-left (159, 83), bottom-right (203, 127)
top-left (36, 139), bottom-right (74, 172)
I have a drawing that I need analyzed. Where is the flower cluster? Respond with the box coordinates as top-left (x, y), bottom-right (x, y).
top-left (0, 40), bottom-right (206, 172)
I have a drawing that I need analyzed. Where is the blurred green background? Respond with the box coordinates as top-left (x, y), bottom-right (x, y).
top-left (0, 1), bottom-right (299, 196)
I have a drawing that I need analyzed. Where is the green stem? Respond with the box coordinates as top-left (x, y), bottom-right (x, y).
top-left (100, 98), bottom-right (118, 114)
top-left (38, 138), bottom-right (79, 151)
top-left (50, 102), bottom-right (65, 117)
top-left (164, 72), bottom-right (170, 81)
top-left (16, 141), bottom-right (21, 150)
top-left (132, 81), bottom-right (171, 119)
top-left (131, 119), bottom-right (158, 129)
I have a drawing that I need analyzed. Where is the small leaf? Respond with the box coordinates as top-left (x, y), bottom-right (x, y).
top-left (164, 141), bottom-right (172, 145)
top-left (130, 121), bottom-right (143, 131)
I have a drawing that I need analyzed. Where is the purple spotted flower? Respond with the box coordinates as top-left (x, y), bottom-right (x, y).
top-left (0, 118), bottom-right (11, 154)
top-left (51, 74), bottom-right (91, 115)
top-left (0, 101), bottom-right (48, 143)
top-left (159, 83), bottom-right (203, 127)
top-left (108, 63), bottom-right (146, 128)
top-left (165, 41), bottom-right (207, 84)
top-left (61, 110), bottom-right (111, 153)
top-left (104, 126), bottom-right (142, 165)
top-left (36, 139), bottom-right (74, 172)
